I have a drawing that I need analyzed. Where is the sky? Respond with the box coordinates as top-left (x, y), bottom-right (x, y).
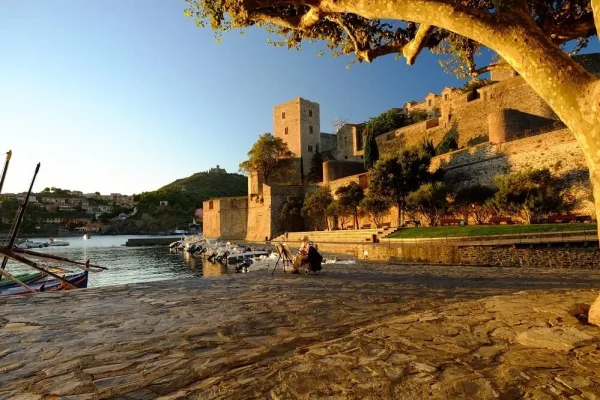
top-left (1, 1), bottom-right (597, 195)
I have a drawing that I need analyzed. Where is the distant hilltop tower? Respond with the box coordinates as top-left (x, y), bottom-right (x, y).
top-left (273, 97), bottom-right (321, 177)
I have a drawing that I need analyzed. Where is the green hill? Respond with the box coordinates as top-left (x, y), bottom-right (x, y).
top-left (109, 170), bottom-right (247, 233)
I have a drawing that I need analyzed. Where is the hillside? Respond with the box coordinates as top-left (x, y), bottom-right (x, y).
top-left (108, 170), bottom-right (248, 233)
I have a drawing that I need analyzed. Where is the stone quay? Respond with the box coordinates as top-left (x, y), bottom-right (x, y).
top-left (1, 262), bottom-right (600, 399)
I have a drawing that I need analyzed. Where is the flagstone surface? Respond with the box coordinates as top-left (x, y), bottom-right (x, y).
top-left (1, 263), bottom-right (600, 399)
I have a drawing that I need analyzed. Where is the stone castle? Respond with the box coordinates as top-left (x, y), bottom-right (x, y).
top-left (203, 54), bottom-right (600, 240)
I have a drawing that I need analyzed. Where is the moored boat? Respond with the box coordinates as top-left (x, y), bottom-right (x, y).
top-left (0, 271), bottom-right (88, 296)
top-left (47, 238), bottom-right (70, 247)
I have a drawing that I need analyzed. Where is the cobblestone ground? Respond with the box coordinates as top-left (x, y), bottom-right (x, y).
top-left (1, 263), bottom-right (600, 399)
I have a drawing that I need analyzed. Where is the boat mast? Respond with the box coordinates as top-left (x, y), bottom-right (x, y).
top-left (1, 163), bottom-right (40, 272)
top-left (0, 150), bottom-right (12, 195)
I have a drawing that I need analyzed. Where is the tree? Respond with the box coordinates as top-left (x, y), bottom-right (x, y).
top-left (406, 182), bottom-right (450, 226)
top-left (239, 133), bottom-right (294, 184)
top-left (360, 195), bottom-right (391, 228)
top-left (280, 194), bottom-right (305, 232)
top-left (326, 200), bottom-right (352, 230)
top-left (185, 0), bottom-right (600, 240)
top-left (308, 144), bottom-right (324, 183)
top-left (368, 147), bottom-right (434, 226)
top-left (363, 131), bottom-right (379, 170)
top-left (302, 186), bottom-right (333, 230)
top-left (491, 168), bottom-right (571, 224)
top-left (452, 184), bottom-right (497, 224)
top-left (335, 182), bottom-right (365, 229)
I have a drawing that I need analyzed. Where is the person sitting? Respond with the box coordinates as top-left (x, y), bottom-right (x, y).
top-left (294, 235), bottom-right (322, 272)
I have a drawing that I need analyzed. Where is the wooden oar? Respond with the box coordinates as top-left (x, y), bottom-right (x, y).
top-left (13, 249), bottom-right (107, 271)
top-left (0, 268), bottom-right (36, 294)
top-left (0, 249), bottom-right (79, 289)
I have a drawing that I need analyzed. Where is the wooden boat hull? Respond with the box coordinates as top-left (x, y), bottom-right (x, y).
top-left (0, 271), bottom-right (88, 296)
top-left (0, 272), bottom-right (45, 288)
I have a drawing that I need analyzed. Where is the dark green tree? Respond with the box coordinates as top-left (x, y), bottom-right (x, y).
top-left (335, 182), bottom-right (365, 229)
top-left (239, 133), bottom-right (294, 184)
top-left (368, 147), bottom-right (434, 226)
top-left (363, 131), bottom-right (379, 170)
top-left (360, 195), bottom-right (391, 228)
top-left (308, 144), bottom-right (324, 183)
top-left (302, 186), bottom-right (333, 230)
top-left (491, 168), bottom-right (571, 224)
top-left (280, 194), bottom-right (305, 232)
top-left (452, 184), bottom-right (497, 224)
top-left (406, 182), bottom-right (450, 226)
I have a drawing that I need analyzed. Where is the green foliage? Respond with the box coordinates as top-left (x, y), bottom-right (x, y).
top-left (335, 182), bottom-right (365, 229)
top-left (363, 132), bottom-right (379, 170)
top-left (239, 133), bottom-right (294, 183)
top-left (368, 147), bottom-right (435, 224)
top-left (365, 109), bottom-right (405, 137)
top-left (280, 194), bottom-right (305, 232)
top-left (452, 185), bottom-right (497, 224)
top-left (409, 109), bottom-right (429, 124)
top-left (307, 145), bottom-right (324, 183)
top-left (435, 131), bottom-right (458, 155)
top-left (326, 200), bottom-right (352, 229)
top-left (406, 182), bottom-right (450, 226)
top-left (460, 78), bottom-right (494, 92)
top-left (130, 171), bottom-right (247, 232)
top-left (420, 139), bottom-right (436, 158)
top-left (360, 195), bottom-right (391, 228)
top-left (490, 168), bottom-right (571, 224)
top-left (302, 186), bottom-right (333, 230)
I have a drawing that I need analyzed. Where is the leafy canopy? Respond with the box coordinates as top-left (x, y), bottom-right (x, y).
top-left (360, 195), bottom-right (391, 227)
top-left (302, 186), bottom-right (333, 230)
top-left (335, 181), bottom-right (365, 228)
top-left (239, 133), bottom-right (294, 183)
top-left (184, 0), bottom-right (595, 78)
top-left (406, 182), bottom-right (450, 226)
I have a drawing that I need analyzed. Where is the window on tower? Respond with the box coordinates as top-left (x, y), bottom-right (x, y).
top-left (285, 127), bottom-right (288, 135)
top-left (309, 125), bottom-right (314, 134)
top-left (308, 145), bottom-right (313, 153)
top-left (308, 109), bottom-right (313, 117)
top-left (282, 111), bottom-right (286, 119)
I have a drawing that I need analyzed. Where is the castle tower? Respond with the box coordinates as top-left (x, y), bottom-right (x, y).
top-left (273, 97), bottom-right (321, 178)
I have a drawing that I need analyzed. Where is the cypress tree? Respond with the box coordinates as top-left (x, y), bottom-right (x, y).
top-left (364, 131), bottom-right (379, 170)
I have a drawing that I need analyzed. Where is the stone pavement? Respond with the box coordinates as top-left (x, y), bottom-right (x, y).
top-left (1, 263), bottom-right (600, 399)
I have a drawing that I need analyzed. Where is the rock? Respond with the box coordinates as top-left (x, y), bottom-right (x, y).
top-left (473, 345), bottom-right (505, 359)
top-left (555, 375), bottom-right (591, 390)
top-left (516, 327), bottom-right (592, 351)
top-left (83, 363), bottom-right (132, 375)
top-left (588, 294), bottom-right (600, 326)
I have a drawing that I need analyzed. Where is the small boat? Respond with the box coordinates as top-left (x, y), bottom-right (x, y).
top-left (83, 233), bottom-right (91, 240)
top-left (226, 250), bottom-right (270, 265)
top-left (15, 240), bottom-right (45, 249)
top-left (0, 271), bottom-right (88, 296)
top-left (0, 272), bottom-right (45, 288)
top-left (47, 238), bottom-right (69, 247)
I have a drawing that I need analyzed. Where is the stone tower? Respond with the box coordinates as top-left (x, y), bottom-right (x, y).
top-left (273, 97), bottom-right (321, 178)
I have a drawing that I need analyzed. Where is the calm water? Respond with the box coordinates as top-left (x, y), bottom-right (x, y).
top-left (4, 235), bottom-right (228, 288)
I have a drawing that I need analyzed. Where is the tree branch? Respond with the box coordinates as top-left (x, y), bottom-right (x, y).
top-left (402, 24), bottom-right (433, 65)
top-left (592, 0), bottom-right (600, 39)
top-left (546, 13), bottom-right (596, 43)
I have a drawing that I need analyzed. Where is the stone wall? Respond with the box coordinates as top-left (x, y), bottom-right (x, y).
top-left (317, 241), bottom-right (600, 269)
top-left (323, 161), bottom-right (366, 183)
top-left (430, 128), bottom-right (594, 215)
top-left (246, 184), bottom-right (307, 241)
top-left (320, 132), bottom-right (337, 156)
top-left (202, 197), bottom-right (248, 240)
top-left (273, 97), bottom-right (321, 176)
top-left (336, 124), bottom-right (364, 162)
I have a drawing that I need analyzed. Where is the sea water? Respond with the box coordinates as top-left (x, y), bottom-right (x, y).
top-left (3, 235), bottom-right (227, 288)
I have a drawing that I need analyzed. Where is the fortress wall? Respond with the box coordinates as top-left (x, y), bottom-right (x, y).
top-left (376, 77), bottom-right (559, 154)
top-left (323, 161), bottom-right (366, 183)
top-left (432, 129), bottom-right (594, 216)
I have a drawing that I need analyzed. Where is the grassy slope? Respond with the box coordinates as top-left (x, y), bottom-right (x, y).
top-left (387, 224), bottom-right (598, 239)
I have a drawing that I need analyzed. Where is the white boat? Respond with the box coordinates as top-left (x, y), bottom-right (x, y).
top-left (83, 233), bottom-right (91, 240)
top-left (46, 238), bottom-right (69, 247)
top-left (15, 240), bottom-right (45, 249)
top-left (226, 250), bottom-right (270, 265)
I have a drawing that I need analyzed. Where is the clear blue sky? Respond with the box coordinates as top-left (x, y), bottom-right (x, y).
top-left (1, 1), bottom-right (595, 195)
